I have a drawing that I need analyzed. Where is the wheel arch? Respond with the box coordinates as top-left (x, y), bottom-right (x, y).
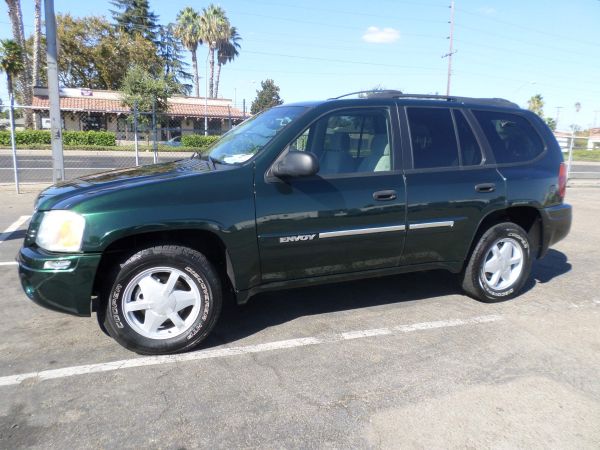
top-left (92, 228), bottom-right (236, 315)
top-left (464, 205), bottom-right (543, 269)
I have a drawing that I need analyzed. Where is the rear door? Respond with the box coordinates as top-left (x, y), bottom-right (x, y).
top-left (400, 105), bottom-right (506, 266)
top-left (254, 105), bottom-right (407, 282)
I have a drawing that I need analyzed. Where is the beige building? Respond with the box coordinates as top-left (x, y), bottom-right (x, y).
top-left (589, 128), bottom-right (600, 150)
top-left (32, 87), bottom-right (245, 141)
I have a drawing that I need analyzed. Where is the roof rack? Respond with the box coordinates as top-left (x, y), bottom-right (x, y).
top-left (330, 90), bottom-right (404, 99)
top-left (331, 91), bottom-right (519, 108)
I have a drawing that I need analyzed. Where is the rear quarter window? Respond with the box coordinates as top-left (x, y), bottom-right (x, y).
top-left (473, 110), bottom-right (545, 164)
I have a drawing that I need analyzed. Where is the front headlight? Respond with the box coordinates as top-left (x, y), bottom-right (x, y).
top-left (36, 210), bottom-right (86, 252)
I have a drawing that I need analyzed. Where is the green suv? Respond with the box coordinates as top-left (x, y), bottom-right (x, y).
top-left (18, 92), bottom-right (572, 354)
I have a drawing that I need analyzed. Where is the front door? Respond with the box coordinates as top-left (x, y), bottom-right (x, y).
top-left (255, 106), bottom-right (407, 282)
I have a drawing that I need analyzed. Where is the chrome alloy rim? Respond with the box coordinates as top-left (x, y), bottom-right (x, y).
top-left (122, 267), bottom-right (202, 340)
top-left (481, 238), bottom-right (524, 291)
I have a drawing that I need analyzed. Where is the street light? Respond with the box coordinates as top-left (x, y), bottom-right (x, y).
top-left (513, 80), bottom-right (537, 95)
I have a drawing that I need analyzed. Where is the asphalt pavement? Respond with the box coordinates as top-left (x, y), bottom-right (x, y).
top-left (0, 186), bottom-right (598, 448)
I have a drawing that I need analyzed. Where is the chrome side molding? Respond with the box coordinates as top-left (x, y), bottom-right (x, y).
top-left (319, 224), bottom-right (406, 239)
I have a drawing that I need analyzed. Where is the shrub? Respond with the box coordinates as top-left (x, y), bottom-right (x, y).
top-left (0, 130), bottom-right (116, 146)
top-left (181, 134), bottom-right (220, 150)
top-left (63, 130), bottom-right (116, 146)
top-left (0, 130), bottom-right (51, 145)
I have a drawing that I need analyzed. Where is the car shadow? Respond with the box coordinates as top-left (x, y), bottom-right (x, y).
top-left (204, 269), bottom-right (456, 349)
top-left (201, 249), bottom-right (572, 349)
top-left (2, 229), bottom-right (26, 241)
top-left (521, 248), bottom-right (572, 294)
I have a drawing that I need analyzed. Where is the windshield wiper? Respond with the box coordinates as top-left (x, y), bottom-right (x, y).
top-left (208, 154), bottom-right (225, 167)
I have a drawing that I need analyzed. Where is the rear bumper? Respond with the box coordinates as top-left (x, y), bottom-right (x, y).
top-left (17, 246), bottom-right (101, 317)
top-left (539, 203), bottom-right (572, 257)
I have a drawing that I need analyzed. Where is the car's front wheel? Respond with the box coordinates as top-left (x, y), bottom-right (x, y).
top-left (104, 245), bottom-right (222, 355)
top-left (462, 222), bottom-right (532, 302)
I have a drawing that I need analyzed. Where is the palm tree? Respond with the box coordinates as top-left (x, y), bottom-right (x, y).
top-left (0, 39), bottom-right (25, 97)
top-left (214, 26), bottom-right (241, 98)
top-left (174, 7), bottom-right (202, 97)
top-left (32, 0), bottom-right (42, 86)
top-left (200, 4), bottom-right (228, 98)
top-left (5, 0), bottom-right (32, 126)
top-left (527, 94), bottom-right (544, 118)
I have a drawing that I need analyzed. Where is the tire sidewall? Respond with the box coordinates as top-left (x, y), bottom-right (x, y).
top-left (472, 224), bottom-right (532, 301)
top-left (105, 248), bottom-right (219, 354)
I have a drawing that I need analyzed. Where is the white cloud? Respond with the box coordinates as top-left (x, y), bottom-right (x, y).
top-left (362, 26), bottom-right (400, 44)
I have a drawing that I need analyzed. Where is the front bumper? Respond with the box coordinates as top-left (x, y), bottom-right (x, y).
top-left (17, 246), bottom-right (102, 317)
top-left (540, 203), bottom-right (572, 257)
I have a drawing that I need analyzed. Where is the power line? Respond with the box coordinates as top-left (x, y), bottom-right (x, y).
top-left (454, 24), bottom-right (598, 59)
top-left (455, 6), bottom-right (600, 48)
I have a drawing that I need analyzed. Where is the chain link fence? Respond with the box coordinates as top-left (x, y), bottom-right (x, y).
top-left (1, 95), bottom-right (244, 191)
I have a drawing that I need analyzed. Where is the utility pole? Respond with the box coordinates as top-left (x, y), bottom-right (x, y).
top-left (44, 0), bottom-right (64, 183)
top-left (594, 110), bottom-right (599, 128)
top-left (442, 0), bottom-right (456, 96)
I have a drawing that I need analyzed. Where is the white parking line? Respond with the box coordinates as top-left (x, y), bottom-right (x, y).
top-left (0, 261), bottom-right (18, 266)
top-left (0, 314), bottom-right (502, 387)
top-left (0, 215), bottom-right (31, 244)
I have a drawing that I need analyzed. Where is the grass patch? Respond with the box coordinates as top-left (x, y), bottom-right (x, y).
top-left (571, 149), bottom-right (600, 162)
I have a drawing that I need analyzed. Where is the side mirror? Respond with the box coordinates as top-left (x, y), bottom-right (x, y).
top-left (272, 151), bottom-right (319, 178)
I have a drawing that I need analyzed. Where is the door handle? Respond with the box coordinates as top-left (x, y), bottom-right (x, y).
top-left (475, 183), bottom-right (496, 193)
top-left (373, 190), bottom-right (397, 201)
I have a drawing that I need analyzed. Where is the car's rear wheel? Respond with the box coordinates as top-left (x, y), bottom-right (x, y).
top-left (104, 245), bottom-right (222, 355)
top-left (462, 222), bottom-right (532, 302)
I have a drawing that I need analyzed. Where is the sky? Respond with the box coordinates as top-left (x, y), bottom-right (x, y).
top-left (1, 0), bottom-right (599, 130)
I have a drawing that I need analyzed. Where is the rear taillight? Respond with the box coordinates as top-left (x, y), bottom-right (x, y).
top-left (558, 162), bottom-right (567, 200)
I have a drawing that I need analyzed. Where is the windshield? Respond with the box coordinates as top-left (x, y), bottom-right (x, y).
top-left (208, 106), bottom-right (307, 164)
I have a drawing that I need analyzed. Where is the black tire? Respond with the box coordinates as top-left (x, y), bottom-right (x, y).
top-left (103, 245), bottom-right (222, 355)
top-left (461, 222), bottom-right (532, 302)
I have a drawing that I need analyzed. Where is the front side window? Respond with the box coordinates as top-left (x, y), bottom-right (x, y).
top-left (289, 109), bottom-right (392, 175)
top-left (208, 106), bottom-right (307, 164)
top-left (407, 107), bottom-right (459, 169)
top-left (473, 110), bottom-right (544, 164)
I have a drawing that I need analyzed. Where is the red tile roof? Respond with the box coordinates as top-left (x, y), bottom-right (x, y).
top-left (32, 96), bottom-right (245, 119)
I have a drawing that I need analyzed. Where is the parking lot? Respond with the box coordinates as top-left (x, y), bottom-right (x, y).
top-left (0, 185), bottom-right (599, 448)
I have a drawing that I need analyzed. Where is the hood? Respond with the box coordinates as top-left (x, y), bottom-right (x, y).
top-left (35, 158), bottom-right (214, 211)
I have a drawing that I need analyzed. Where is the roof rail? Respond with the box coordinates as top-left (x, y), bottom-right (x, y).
top-left (331, 91), bottom-right (519, 108)
top-left (330, 90), bottom-right (404, 99)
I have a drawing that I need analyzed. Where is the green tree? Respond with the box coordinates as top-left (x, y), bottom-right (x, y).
top-left (214, 26), bottom-right (241, 98)
top-left (545, 117), bottom-right (557, 131)
top-left (174, 7), bottom-right (202, 97)
top-left (56, 14), bottom-right (163, 89)
top-left (110, 0), bottom-right (159, 42)
top-left (527, 94), bottom-right (544, 118)
top-left (200, 4), bottom-right (229, 98)
top-left (0, 39), bottom-right (25, 97)
top-left (250, 79), bottom-right (283, 115)
top-left (120, 64), bottom-right (181, 117)
top-left (157, 23), bottom-right (192, 95)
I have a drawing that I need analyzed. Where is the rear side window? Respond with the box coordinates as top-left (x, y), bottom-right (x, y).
top-left (453, 110), bottom-right (482, 166)
top-left (407, 107), bottom-right (459, 169)
top-left (473, 110), bottom-right (545, 164)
